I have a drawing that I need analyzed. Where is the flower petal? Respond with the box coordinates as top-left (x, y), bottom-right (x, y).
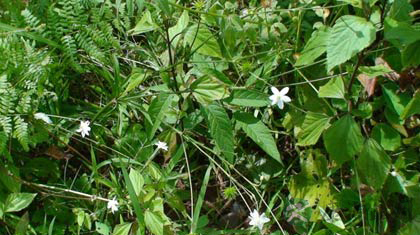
top-left (279, 87), bottom-right (289, 95)
top-left (269, 95), bottom-right (278, 105)
top-left (282, 95), bottom-right (291, 103)
top-left (271, 87), bottom-right (280, 95)
top-left (277, 100), bottom-right (284, 109)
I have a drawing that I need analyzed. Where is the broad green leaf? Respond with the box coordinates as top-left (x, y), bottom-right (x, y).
top-left (15, 212), bottom-right (29, 235)
top-left (129, 10), bottom-right (158, 35)
top-left (198, 67), bottom-right (233, 85)
top-left (95, 222), bottom-right (111, 235)
top-left (129, 168), bottom-right (144, 196)
top-left (123, 68), bottom-right (147, 94)
top-left (382, 83), bottom-right (410, 117)
top-left (0, 165), bottom-right (21, 192)
top-left (357, 139), bottom-right (391, 189)
top-left (327, 15), bottom-right (376, 71)
top-left (191, 75), bottom-right (230, 104)
top-left (5, 193), bottom-right (37, 212)
top-left (297, 112), bottom-right (331, 146)
top-left (371, 123), bottom-right (401, 151)
top-left (145, 210), bottom-right (164, 235)
top-left (389, 0), bottom-right (413, 22)
top-left (384, 18), bottom-right (420, 48)
top-left (338, 0), bottom-right (362, 8)
top-left (168, 10), bottom-right (189, 47)
top-left (402, 40), bottom-right (420, 68)
top-left (203, 103), bottom-right (235, 163)
top-left (225, 89), bottom-right (270, 107)
top-left (323, 115), bottom-right (364, 165)
top-left (148, 93), bottom-right (174, 139)
top-left (185, 24), bottom-right (222, 58)
top-left (296, 27), bottom-right (329, 66)
top-left (399, 215), bottom-right (420, 235)
top-left (156, 0), bottom-right (171, 16)
top-left (401, 90), bottom-right (420, 119)
top-left (112, 223), bottom-right (132, 235)
top-left (234, 112), bottom-right (281, 163)
top-left (318, 77), bottom-right (345, 99)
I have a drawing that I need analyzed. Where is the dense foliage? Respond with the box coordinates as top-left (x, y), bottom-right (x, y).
top-left (0, 0), bottom-right (419, 234)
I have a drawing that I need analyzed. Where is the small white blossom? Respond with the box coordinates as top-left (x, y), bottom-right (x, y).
top-left (269, 87), bottom-right (291, 109)
top-left (391, 171), bottom-right (397, 177)
top-left (107, 197), bottom-right (119, 213)
top-left (155, 141), bottom-right (168, 151)
top-left (249, 209), bottom-right (270, 230)
top-left (34, 113), bottom-right (52, 124)
top-left (76, 120), bottom-right (91, 138)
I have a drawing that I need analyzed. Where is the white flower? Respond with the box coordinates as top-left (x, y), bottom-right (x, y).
top-left (269, 87), bottom-right (291, 109)
top-left (155, 141), bottom-right (168, 151)
top-left (34, 113), bottom-right (52, 124)
top-left (76, 120), bottom-right (91, 138)
top-left (107, 197), bottom-right (119, 213)
top-left (391, 171), bottom-right (397, 177)
top-left (249, 209), bottom-right (270, 230)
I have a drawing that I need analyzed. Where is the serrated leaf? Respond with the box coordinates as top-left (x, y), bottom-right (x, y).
top-left (234, 112), bottom-right (281, 163)
top-left (357, 139), bottom-right (391, 189)
top-left (5, 193), bottom-right (37, 212)
top-left (296, 27), bottom-right (329, 66)
top-left (203, 103), bottom-right (234, 163)
top-left (225, 89), bottom-right (270, 107)
top-left (318, 77), bottom-right (345, 99)
top-left (185, 24), bottom-right (222, 58)
top-left (323, 115), bottom-right (364, 165)
top-left (327, 15), bottom-right (376, 71)
top-left (191, 75), bottom-right (230, 104)
top-left (297, 112), bottom-right (331, 146)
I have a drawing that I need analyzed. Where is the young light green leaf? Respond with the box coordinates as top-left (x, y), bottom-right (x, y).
top-left (148, 93), bottom-right (174, 139)
top-left (327, 15), bottom-right (376, 71)
top-left (145, 210), bottom-right (165, 235)
top-left (95, 222), bottom-right (110, 235)
top-left (203, 103), bottom-right (235, 163)
top-left (129, 168), bottom-right (145, 196)
top-left (297, 112), bottom-right (331, 146)
top-left (323, 115), bottom-right (364, 165)
top-left (185, 24), bottom-right (222, 58)
top-left (296, 27), bottom-right (329, 66)
top-left (234, 112), bottom-right (281, 164)
top-left (5, 193), bottom-right (37, 212)
top-left (129, 10), bottom-right (158, 35)
top-left (371, 123), bottom-right (401, 151)
top-left (401, 89), bottom-right (420, 119)
top-left (191, 75), bottom-right (230, 104)
top-left (191, 165), bottom-right (212, 233)
top-left (112, 223), bottom-right (132, 235)
top-left (318, 77), bottom-right (345, 99)
top-left (225, 90), bottom-right (270, 107)
top-left (168, 10), bottom-right (189, 47)
top-left (357, 139), bottom-right (391, 189)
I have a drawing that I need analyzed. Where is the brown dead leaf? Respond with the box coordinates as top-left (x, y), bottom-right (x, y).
top-left (357, 74), bottom-right (377, 97)
top-left (375, 57), bottom-right (400, 81)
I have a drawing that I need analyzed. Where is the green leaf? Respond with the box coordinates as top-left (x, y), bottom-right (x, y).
top-left (129, 10), bottom-right (158, 35)
top-left (338, 0), bottom-right (362, 8)
top-left (15, 212), bottom-right (29, 235)
top-left (401, 89), bottom-right (420, 119)
top-left (234, 112), bottom-right (281, 164)
top-left (297, 112), bottom-right (331, 146)
top-left (296, 27), bottom-right (329, 66)
top-left (129, 168), bottom-right (145, 196)
top-left (402, 40), bottom-right (420, 68)
top-left (5, 193), bottom-right (37, 212)
top-left (191, 75), bottom-right (230, 104)
top-left (168, 10), bottom-right (189, 47)
top-left (318, 77), bottom-right (345, 99)
top-left (156, 0), bottom-right (171, 16)
top-left (198, 68), bottom-right (233, 85)
top-left (123, 68), bottom-right (147, 94)
top-left (225, 89), bottom-right (270, 107)
top-left (384, 18), bottom-right (420, 48)
top-left (371, 124), bottom-right (401, 151)
top-left (323, 115), bottom-right (364, 165)
top-left (95, 222), bottom-right (111, 235)
top-left (203, 103), bottom-right (235, 163)
top-left (191, 165), bottom-right (212, 233)
top-left (112, 223), bottom-right (132, 235)
top-left (148, 93), bottom-right (174, 139)
top-left (382, 83), bottom-right (410, 117)
top-left (185, 24), bottom-right (222, 58)
top-left (357, 139), bottom-right (391, 190)
top-left (327, 15), bottom-right (376, 71)
top-left (358, 65), bottom-right (393, 77)
top-left (145, 210), bottom-right (164, 235)
top-left (389, 0), bottom-right (413, 22)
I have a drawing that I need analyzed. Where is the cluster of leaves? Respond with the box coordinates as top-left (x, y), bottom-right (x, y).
top-left (0, 0), bottom-right (419, 234)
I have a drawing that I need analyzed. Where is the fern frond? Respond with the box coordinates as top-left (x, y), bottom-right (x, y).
top-left (13, 116), bottom-right (29, 151)
top-left (0, 116), bottom-right (13, 137)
